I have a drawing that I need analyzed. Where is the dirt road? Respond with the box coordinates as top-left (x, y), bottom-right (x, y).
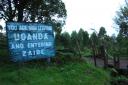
top-left (85, 57), bottom-right (128, 69)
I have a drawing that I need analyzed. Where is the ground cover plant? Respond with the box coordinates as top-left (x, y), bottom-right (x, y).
top-left (0, 60), bottom-right (110, 85)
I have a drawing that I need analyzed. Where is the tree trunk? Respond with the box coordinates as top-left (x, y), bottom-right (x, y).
top-left (17, 6), bottom-right (23, 22)
top-left (75, 38), bottom-right (82, 59)
top-left (100, 45), bottom-right (108, 68)
top-left (17, 1), bottom-right (24, 22)
top-left (113, 56), bottom-right (120, 69)
top-left (92, 44), bottom-right (97, 66)
top-left (7, 0), bottom-right (13, 21)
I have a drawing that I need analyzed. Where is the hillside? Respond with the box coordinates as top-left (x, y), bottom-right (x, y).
top-left (0, 61), bottom-right (110, 85)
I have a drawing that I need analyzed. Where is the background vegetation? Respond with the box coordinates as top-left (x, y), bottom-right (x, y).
top-left (0, 0), bottom-right (128, 85)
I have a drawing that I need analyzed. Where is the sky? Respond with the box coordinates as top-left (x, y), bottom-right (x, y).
top-left (0, 0), bottom-right (125, 35)
top-left (62, 0), bottom-right (125, 36)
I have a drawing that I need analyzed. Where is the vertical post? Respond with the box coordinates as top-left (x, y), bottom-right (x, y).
top-left (6, 22), bottom-right (11, 61)
top-left (47, 57), bottom-right (51, 65)
top-left (100, 45), bottom-right (108, 68)
top-left (76, 40), bottom-right (82, 58)
top-left (113, 56), bottom-right (120, 69)
top-left (117, 56), bottom-right (120, 68)
top-left (75, 37), bottom-right (82, 59)
top-left (93, 45), bottom-right (97, 66)
top-left (91, 39), bottom-right (97, 67)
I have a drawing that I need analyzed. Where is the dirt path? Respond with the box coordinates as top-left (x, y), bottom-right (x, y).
top-left (85, 57), bottom-right (128, 69)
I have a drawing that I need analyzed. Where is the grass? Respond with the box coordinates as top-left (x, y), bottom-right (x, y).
top-left (0, 61), bottom-right (110, 85)
top-left (0, 49), bottom-right (9, 57)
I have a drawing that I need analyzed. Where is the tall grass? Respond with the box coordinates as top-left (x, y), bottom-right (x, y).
top-left (0, 61), bottom-right (110, 85)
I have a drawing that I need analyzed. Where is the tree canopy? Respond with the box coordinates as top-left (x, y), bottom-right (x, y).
top-left (98, 27), bottom-right (106, 39)
top-left (61, 32), bottom-right (71, 48)
top-left (114, 1), bottom-right (128, 57)
top-left (114, 1), bottom-right (128, 37)
top-left (0, 0), bottom-right (67, 30)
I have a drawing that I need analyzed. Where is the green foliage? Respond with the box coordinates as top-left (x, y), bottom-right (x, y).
top-left (0, 62), bottom-right (110, 85)
top-left (0, 33), bottom-right (7, 47)
top-left (0, 49), bottom-right (8, 57)
top-left (0, 0), bottom-right (67, 32)
top-left (113, 76), bottom-right (128, 81)
top-left (77, 29), bottom-right (90, 49)
top-left (111, 75), bottom-right (128, 85)
top-left (61, 32), bottom-right (71, 48)
top-left (102, 32), bottom-right (128, 58)
top-left (98, 27), bottom-right (107, 39)
top-left (112, 1), bottom-right (128, 57)
top-left (119, 22), bottom-right (128, 36)
top-left (71, 31), bottom-right (78, 49)
top-left (90, 32), bottom-right (98, 46)
top-left (116, 34), bottom-right (128, 57)
top-left (105, 34), bottom-right (116, 57)
top-left (0, 33), bottom-right (8, 57)
top-left (81, 47), bottom-right (92, 57)
top-left (83, 31), bottom-right (90, 47)
top-left (114, 2), bottom-right (128, 37)
top-left (78, 28), bottom-right (85, 49)
top-left (97, 27), bottom-right (107, 47)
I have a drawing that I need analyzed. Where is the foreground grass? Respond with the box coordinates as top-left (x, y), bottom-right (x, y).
top-left (0, 61), bottom-right (110, 85)
top-left (0, 49), bottom-right (9, 57)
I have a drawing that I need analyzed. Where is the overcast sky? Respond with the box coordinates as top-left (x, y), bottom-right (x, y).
top-left (62, 0), bottom-right (125, 36)
top-left (0, 0), bottom-right (125, 35)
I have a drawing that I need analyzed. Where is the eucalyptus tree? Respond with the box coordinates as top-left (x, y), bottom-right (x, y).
top-left (98, 27), bottom-right (106, 39)
top-left (83, 31), bottom-right (89, 47)
top-left (114, 1), bottom-right (128, 57)
top-left (71, 31), bottom-right (78, 49)
top-left (78, 28), bottom-right (85, 49)
top-left (90, 32), bottom-right (98, 66)
top-left (61, 32), bottom-right (71, 48)
top-left (71, 30), bottom-right (82, 57)
top-left (114, 1), bottom-right (128, 37)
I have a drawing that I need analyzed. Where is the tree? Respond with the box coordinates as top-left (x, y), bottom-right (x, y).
top-left (90, 32), bottom-right (98, 46)
top-left (0, 25), bottom-right (3, 32)
top-left (114, 1), bottom-right (128, 57)
top-left (119, 22), bottom-right (128, 36)
top-left (61, 32), bottom-right (71, 48)
top-left (98, 27), bottom-right (106, 39)
top-left (90, 32), bottom-right (98, 66)
top-left (71, 30), bottom-right (82, 57)
top-left (83, 31), bottom-right (89, 47)
top-left (98, 27), bottom-right (107, 45)
top-left (116, 33), bottom-right (128, 57)
top-left (78, 28), bottom-right (85, 49)
top-left (114, 2), bottom-right (128, 37)
top-left (71, 31), bottom-right (78, 49)
top-left (0, 0), bottom-right (67, 31)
